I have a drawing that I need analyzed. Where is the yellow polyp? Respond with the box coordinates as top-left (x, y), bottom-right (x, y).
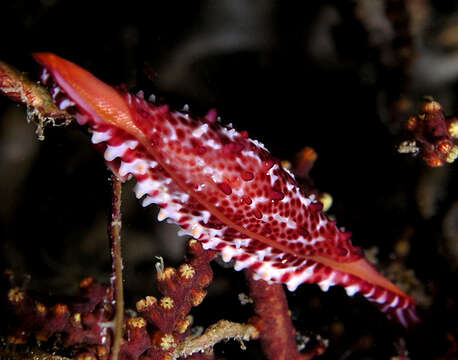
top-left (72, 313), bottom-right (82, 325)
top-left (160, 296), bottom-right (174, 310)
top-left (159, 333), bottom-right (176, 350)
top-left (175, 315), bottom-right (193, 334)
top-left (136, 300), bottom-right (146, 311)
top-left (54, 304), bottom-right (69, 315)
top-left (146, 295), bottom-right (158, 305)
top-left (178, 264), bottom-right (195, 279)
top-left (136, 296), bottom-right (157, 311)
top-left (423, 100), bottom-right (442, 113)
top-left (36, 302), bottom-right (46, 314)
top-left (406, 115), bottom-right (417, 130)
top-left (157, 267), bottom-right (176, 281)
top-left (96, 345), bottom-right (107, 358)
top-left (299, 146), bottom-right (317, 162)
top-left (8, 287), bottom-right (24, 303)
top-left (128, 317), bottom-right (146, 328)
top-left (446, 145), bottom-right (458, 163)
top-left (280, 160), bottom-right (292, 169)
top-left (190, 289), bottom-right (206, 306)
top-left (319, 192), bottom-right (333, 212)
top-left (394, 239), bottom-right (410, 258)
top-left (448, 120), bottom-right (458, 138)
top-left (188, 239), bottom-right (200, 252)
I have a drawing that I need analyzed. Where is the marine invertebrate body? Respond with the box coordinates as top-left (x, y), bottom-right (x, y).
top-left (31, 53), bottom-right (417, 327)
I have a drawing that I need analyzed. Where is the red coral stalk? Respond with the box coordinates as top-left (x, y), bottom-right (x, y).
top-left (245, 271), bottom-right (325, 360)
top-left (245, 271), bottom-right (302, 360)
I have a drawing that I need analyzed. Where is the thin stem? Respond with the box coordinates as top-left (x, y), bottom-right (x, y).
top-left (109, 175), bottom-right (124, 360)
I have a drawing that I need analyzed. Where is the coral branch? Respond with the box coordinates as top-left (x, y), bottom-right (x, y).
top-left (5, 246), bottom-right (217, 360)
top-left (172, 320), bottom-right (259, 359)
top-left (109, 175), bottom-right (124, 360)
top-left (245, 271), bottom-right (307, 360)
top-left (6, 276), bottom-right (114, 352)
top-left (134, 239), bottom-right (215, 359)
top-left (5, 221), bottom-right (216, 360)
top-left (0, 60), bottom-right (72, 140)
top-left (398, 100), bottom-right (458, 166)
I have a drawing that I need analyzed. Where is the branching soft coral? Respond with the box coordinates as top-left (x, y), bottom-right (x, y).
top-left (133, 238), bottom-right (216, 359)
top-left (6, 276), bottom-right (114, 354)
top-left (5, 238), bottom-right (258, 360)
top-left (398, 100), bottom-right (458, 166)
